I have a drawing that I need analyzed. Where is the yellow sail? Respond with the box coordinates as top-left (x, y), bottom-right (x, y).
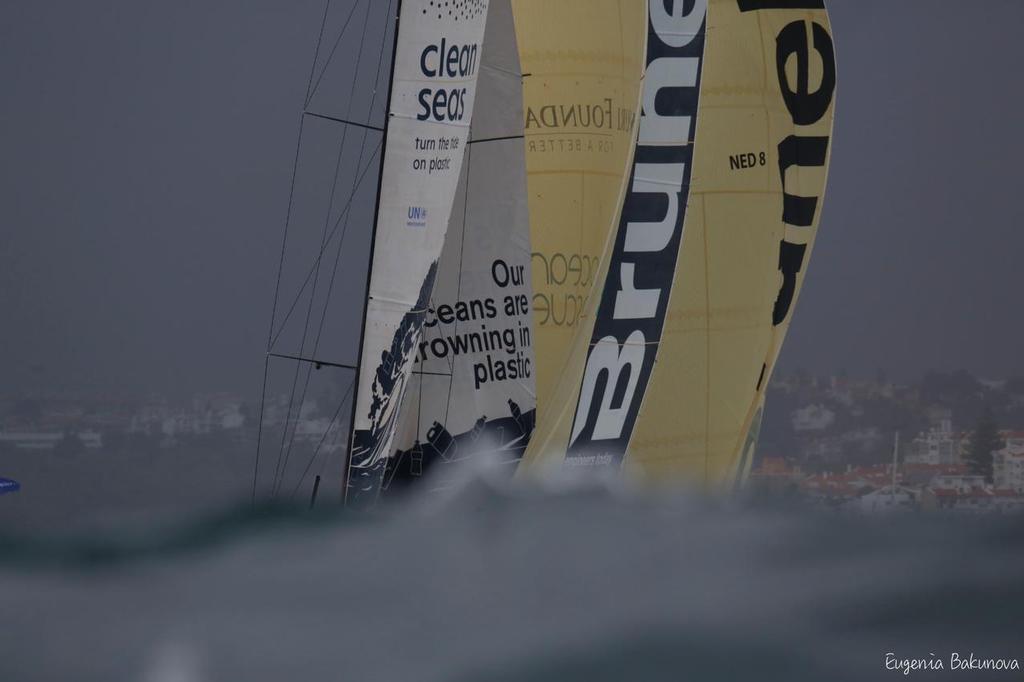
top-left (519, 0), bottom-right (836, 488)
top-left (511, 0), bottom-right (648, 455)
top-left (632, 0), bottom-right (836, 487)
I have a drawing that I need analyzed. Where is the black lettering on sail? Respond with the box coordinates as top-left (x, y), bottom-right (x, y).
top-left (772, 240), bottom-right (807, 326)
top-left (774, 20), bottom-right (836, 126)
top-left (741, 1), bottom-right (835, 332)
top-left (778, 135), bottom-right (829, 227)
top-left (565, 1), bottom-right (707, 467)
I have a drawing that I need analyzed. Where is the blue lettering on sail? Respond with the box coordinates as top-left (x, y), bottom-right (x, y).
top-left (407, 206), bottom-right (428, 228)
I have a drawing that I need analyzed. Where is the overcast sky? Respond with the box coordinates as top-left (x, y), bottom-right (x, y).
top-left (1, 0), bottom-right (1022, 398)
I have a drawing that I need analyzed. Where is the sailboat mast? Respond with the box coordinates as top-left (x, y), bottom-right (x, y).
top-left (891, 431), bottom-right (900, 502)
top-left (341, 0), bottom-right (404, 503)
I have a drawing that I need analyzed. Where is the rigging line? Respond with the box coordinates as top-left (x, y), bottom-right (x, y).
top-left (268, 139), bottom-right (381, 351)
top-left (443, 142), bottom-right (473, 427)
top-left (270, 246), bottom-right (327, 498)
top-left (271, 111), bottom-right (364, 494)
top-left (253, 106), bottom-right (309, 506)
top-left (413, 306), bottom-right (426, 452)
top-left (256, 0), bottom-right (343, 503)
top-left (468, 134), bottom-right (524, 145)
top-left (255, 0), bottom-right (364, 504)
top-left (304, 111), bottom-right (384, 132)
top-left (266, 116), bottom-right (308, 350)
top-left (306, 0), bottom-right (367, 109)
top-left (480, 62), bottom-right (522, 79)
top-left (275, 128), bottom-right (372, 496)
top-left (251, 355), bottom-right (272, 506)
top-left (274, 0), bottom-right (389, 493)
top-left (277, 0), bottom-right (393, 356)
top-left (357, 0), bottom-right (395, 126)
top-left (275, 0), bottom-right (390, 495)
top-left (414, 296), bottom-right (454, 446)
top-left (424, 297), bottom-right (457, 376)
top-left (304, 0), bottom-right (333, 104)
top-left (268, 352), bottom-right (357, 371)
top-left (413, 309), bottom-right (456, 469)
top-left (415, 353), bottom-right (425, 446)
top-left (303, 0), bottom-right (392, 353)
top-left (289, 375), bottom-right (356, 500)
top-left (315, 426), bottom-right (336, 483)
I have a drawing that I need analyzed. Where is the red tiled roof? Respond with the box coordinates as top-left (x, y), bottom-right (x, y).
top-left (903, 463), bottom-right (968, 476)
top-left (991, 489), bottom-right (1024, 499)
top-left (754, 457), bottom-right (793, 475)
top-left (929, 487), bottom-right (993, 500)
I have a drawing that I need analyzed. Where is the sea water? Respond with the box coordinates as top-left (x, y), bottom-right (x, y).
top-left (0, 468), bottom-right (1021, 682)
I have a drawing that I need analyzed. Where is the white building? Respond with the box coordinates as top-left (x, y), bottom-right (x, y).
top-left (906, 420), bottom-right (962, 466)
top-left (849, 485), bottom-right (918, 514)
top-left (791, 404), bottom-right (835, 432)
top-left (0, 430), bottom-right (102, 450)
top-left (1000, 430), bottom-right (1024, 451)
top-left (994, 446), bottom-right (1024, 492)
top-left (925, 487), bottom-right (1024, 515)
top-left (0, 431), bottom-right (64, 450)
top-left (930, 473), bottom-right (988, 492)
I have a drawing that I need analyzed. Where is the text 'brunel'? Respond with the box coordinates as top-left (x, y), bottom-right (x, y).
top-left (739, 0), bottom-right (836, 326)
top-left (566, 0), bottom-right (708, 466)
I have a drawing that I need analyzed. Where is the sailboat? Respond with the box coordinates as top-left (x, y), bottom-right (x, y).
top-left (254, 0), bottom-right (836, 506)
top-left (254, 0), bottom-right (536, 507)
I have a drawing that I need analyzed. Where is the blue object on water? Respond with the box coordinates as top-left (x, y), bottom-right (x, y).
top-left (0, 478), bottom-right (20, 495)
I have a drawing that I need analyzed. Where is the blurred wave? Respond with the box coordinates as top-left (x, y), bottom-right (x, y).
top-left (1, 471), bottom-right (1022, 681)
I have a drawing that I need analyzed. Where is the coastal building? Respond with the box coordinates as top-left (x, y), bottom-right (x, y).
top-left (921, 486), bottom-right (1024, 515)
top-left (906, 419), bottom-right (962, 466)
top-left (799, 465), bottom-right (896, 507)
top-left (749, 457), bottom-right (805, 495)
top-left (791, 404), bottom-right (835, 433)
top-left (0, 430), bottom-right (103, 450)
top-left (848, 485), bottom-right (918, 514)
top-left (902, 463), bottom-right (967, 488)
top-left (993, 446), bottom-right (1024, 492)
top-left (929, 473), bottom-right (988, 492)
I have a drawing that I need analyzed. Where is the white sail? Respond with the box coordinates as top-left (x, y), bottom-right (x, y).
top-left (346, 0), bottom-right (492, 505)
top-left (385, 0), bottom-right (534, 493)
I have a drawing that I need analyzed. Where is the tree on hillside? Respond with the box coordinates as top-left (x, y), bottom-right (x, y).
top-left (965, 406), bottom-right (1003, 482)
